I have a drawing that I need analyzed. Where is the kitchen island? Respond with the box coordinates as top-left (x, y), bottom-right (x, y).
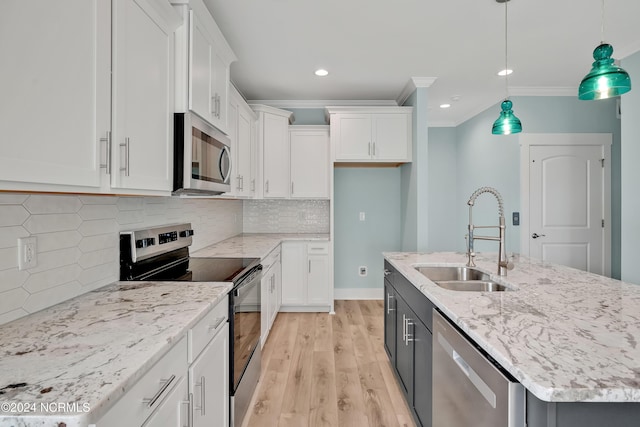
top-left (385, 251), bottom-right (640, 426)
top-left (0, 280), bottom-right (231, 427)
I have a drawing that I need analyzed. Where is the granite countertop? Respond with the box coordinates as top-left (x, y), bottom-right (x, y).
top-left (384, 251), bottom-right (640, 403)
top-left (0, 281), bottom-right (232, 426)
top-left (192, 232), bottom-right (330, 259)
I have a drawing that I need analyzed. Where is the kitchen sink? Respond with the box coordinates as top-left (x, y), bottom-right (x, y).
top-left (414, 266), bottom-right (513, 292)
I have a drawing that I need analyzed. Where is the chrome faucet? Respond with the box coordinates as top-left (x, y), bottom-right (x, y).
top-left (466, 187), bottom-right (513, 276)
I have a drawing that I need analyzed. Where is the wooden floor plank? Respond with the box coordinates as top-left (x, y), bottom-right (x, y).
top-left (245, 300), bottom-right (416, 427)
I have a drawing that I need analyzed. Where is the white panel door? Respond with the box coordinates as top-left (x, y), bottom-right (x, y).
top-left (281, 242), bottom-right (306, 305)
top-left (0, 0), bottom-right (109, 189)
top-left (262, 113), bottom-right (289, 198)
top-left (334, 115), bottom-right (372, 160)
top-left (142, 376), bottom-right (188, 427)
top-left (237, 104), bottom-right (254, 196)
top-left (529, 144), bottom-right (605, 274)
top-left (112, 0), bottom-right (178, 191)
top-left (290, 129), bottom-right (329, 198)
top-left (307, 254), bottom-right (330, 305)
top-left (373, 114), bottom-right (409, 161)
top-left (189, 10), bottom-right (213, 123)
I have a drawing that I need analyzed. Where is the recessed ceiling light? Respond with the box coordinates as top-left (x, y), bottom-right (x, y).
top-left (440, 103), bottom-right (451, 109)
top-left (315, 69), bottom-right (329, 77)
top-left (498, 69), bottom-right (513, 76)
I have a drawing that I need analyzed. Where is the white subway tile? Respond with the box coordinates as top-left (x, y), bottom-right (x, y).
top-left (0, 288), bottom-right (29, 315)
top-left (117, 197), bottom-right (144, 211)
top-left (0, 308), bottom-right (29, 325)
top-left (28, 248), bottom-right (81, 274)
top-left (0, 194), bottom-right (29, 205)
top-left (23, 213), bottom-right (82, 234)
top-left (78, 234), bottom-right (118, 253)
top-left (78, 204), bottom-right (118, 220)
top-left (79, 195), bottom-right (118, 205)
top-left (78, 262), bottom-right (118, 286)
top-left (23, 264), bottom-right (82, 293)
top-left (37, 231), bottom-right (83, 252)
top-left (24, 195), bottom-right (82, 214)
top-left (78, 247), bottom-right (117, 269)
top-left (23, 281), bottom-right (82, 313)
top-left (78, 219), bottom-right (118, 236)
top-left (0, 247), bottom-right (18, 270)
top-left (116, 209), bottom-right (146, 226)
top-left (0, 205), bottom-right (30, 227)
top-left (0, 226), bottom-right (29, 249)
top-left (0, 269), bottom-right (29, 293)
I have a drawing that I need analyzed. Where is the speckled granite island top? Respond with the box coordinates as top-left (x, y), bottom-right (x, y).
top-left (0, 281), bottom-right (232, 426)
top-left (192, 232), bottom-right (330, 259)
top-left (384, 251), bottom-right (640, 403)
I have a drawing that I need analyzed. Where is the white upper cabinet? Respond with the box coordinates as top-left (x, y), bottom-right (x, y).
top-left (289, 126), bottom-right (330, 199)
top-left (327, 107), bottom-right (413, 163)
top-left (111, 0), bottom-right (181, 192)
top-left (252, 105), bottom-right (293, 199)
top-left (228, 85), bottom-right (256, 197)
top-left (0, 0), bottom-right (181, 195)
top-left (0, 0), bottom-right (110, 192)
top-left (173, 0), bottom-right (236, 134)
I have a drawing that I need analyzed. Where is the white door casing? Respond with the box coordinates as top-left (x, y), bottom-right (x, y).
top-left (520, 133), bottom-right (611, 276)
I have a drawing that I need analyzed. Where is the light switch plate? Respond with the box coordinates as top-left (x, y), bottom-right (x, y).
top-left (512, 212), bottom-right (520, 226)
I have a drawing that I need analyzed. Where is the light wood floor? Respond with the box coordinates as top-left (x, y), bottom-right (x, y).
top-left (244, 300), bottom-right (416, 427)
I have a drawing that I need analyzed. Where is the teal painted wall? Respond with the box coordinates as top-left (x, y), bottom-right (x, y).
top-left (400, 91), bottom-right (418, 251)
top-left (621, 51), bottom-right (640, 284)
top-left (285, 108), bottom-right (327, 125)
top-left (441, 96), bottom-right (621, 277)
top-left (334, 167), bottom-right (402, 288)
top-left (427, 127), bottom-right (458, 251)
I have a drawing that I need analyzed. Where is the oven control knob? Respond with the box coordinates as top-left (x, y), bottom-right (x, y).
top-left (136, 238), bottom-right (155, 249)
top-left (180, 229), bottom-right (194, 238)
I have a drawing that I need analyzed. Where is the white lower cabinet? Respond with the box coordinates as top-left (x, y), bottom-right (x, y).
top-left (189, 323), bottom-right (229, 427)
top-left (281, 241), bottom-right (331, 311)
top-left (96, 336), bottom-right (188, 426)
top-left (261, 246), bottom-right (281, 347)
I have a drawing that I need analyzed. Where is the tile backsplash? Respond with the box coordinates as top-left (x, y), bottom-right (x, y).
top-left (0, 194), bottom-right (242, 325)
top-left (243, 199), bottom-right (330, 233)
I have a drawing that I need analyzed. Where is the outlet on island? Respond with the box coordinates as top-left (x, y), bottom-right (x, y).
top-left (359, 266), bottom-right (368, 276)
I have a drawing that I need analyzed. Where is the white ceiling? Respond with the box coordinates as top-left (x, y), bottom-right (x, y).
top-left (203, 0), bottom-right (640, 126)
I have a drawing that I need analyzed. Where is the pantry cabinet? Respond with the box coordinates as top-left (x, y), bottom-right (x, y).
top-left (289, 126), bottom-right (330, 199)
top-left (261, 246), bottom-right (281, 347)
top-left (281, 241), bottom-right (331, 311)
top-left (326, 107), bottom-right (413, 163)
top-left (252, 105), bottom-right (294, 199)
top-left (172, 0), bottom-right (236, 134)
top-left (228, 85), bottom-right (257, 197)
top-left (0, 0), bottom-right (181, 195)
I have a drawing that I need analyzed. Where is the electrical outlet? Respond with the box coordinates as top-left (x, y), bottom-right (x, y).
top-left (359, 212), bottom-right (366, 221)
top-left (359, 266), bottom-right (368, 276)
top-left (18, 236), bottom-right (37, 270)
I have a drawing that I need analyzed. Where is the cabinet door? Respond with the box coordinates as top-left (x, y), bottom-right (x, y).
top-left (260, 269), bottom-right (272, 347)
top-left (237, 103), bottom-right (255, 196)
top-left (189, 10), bottom-right (213, 124)
top-left (307, 254), bottom-right (329, 305)
top-left (111, 0), bottom-right (179, 191)
top-left (334, 114), bottom-right (372, 160)
top-left (210, 49), bottom-right (229, 134)
top-left (395, 296), bottom-right (414, 404)
top-left (189, 323), bottom-right (229, 427)
top-left (413, 319), bottom-right (432, 427)
top-left (0, 0), bottom-right (109, 191)
top-left (142, 376), bottom-right (188, 427)
top-left (372, 114), bottom-right (409, 161)
top-left (272, 255), bottom-right (282, 318)
top-left (262, 113), bottom-right (289, 198)
top-left (228, 96), bottom-right (241, 196)
top-left (290, 129), bottom-right (329, 199)
top-left (383, 280), bottom-right (397, 366)
top-left (281, 242), bottom-right (306, 305)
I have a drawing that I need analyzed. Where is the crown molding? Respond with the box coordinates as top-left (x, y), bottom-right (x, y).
top-left (397, 77), bottom-right (438, 106)
top-left (246, 99), bottom-right (398, 109)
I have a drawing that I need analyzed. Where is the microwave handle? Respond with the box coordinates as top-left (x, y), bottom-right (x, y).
top-left (219, 146), bottom-right (232, 184)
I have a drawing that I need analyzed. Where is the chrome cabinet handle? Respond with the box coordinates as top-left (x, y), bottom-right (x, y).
top-left (402, 314), bottom-right (406, 344)
top-left (532, 233), bottom-right (546, 239)
top-left (237, 175), bottom-right (241, 191)
top-left (265, 180), bottom-right (269, 193)
top-left (368, 142), bottom-right (371, 156)
top-left (386, 293), bottom-right (395, 314)
top-left (99, 131), bottom-right (111, 173)
top-left (373, 142), bottom-right (376, 156)
top-left (188, 392), bottom-right (194, 427)
top-left (240, 175), bottom-right (244, 191)
top-left (291, 181), bottom-right (294, 195)
top-left (384, 269), bottom-right (391, 276)
top-left (212, 96), bottom-right (216, 116)
top-left (142, 374), bottom-right (176, 408)
top-left (120, 137), bottom-right (130, 176)
top-left (405, 318), bottom-right (414, 344)
top-left (208, 316), bottom-right (226, 333)
top-left (308, 259), bottom-right (311, 273)
top-left (251, 178), bottom-right (255, 192)
top-left (195, 376), bottom-right (206, 416)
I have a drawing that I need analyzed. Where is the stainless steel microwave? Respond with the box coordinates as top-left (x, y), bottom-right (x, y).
top-left (173, 112), bottom-right (231, 195)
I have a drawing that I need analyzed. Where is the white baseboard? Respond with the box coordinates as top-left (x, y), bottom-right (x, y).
top-left (333, 287), bottom-right (383, 300)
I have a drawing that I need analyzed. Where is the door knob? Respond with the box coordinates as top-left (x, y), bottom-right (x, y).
top-left (531, 233), bottom-right (546, 239)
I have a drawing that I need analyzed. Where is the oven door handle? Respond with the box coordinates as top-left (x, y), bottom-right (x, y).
top-left (233, 274), bottom-right (260, 297)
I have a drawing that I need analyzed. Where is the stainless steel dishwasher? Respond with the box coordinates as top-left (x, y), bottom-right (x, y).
top-left (432, 310), bottom-right (525, 427)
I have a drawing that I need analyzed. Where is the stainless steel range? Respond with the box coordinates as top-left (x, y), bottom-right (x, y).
top-left (120, 223), bottom-right (262, 427)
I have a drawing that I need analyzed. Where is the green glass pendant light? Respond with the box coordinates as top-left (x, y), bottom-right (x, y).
top-left (578, 0), bottom-right (631, 100)
top-left (492, 0), bottom-right (521, 135)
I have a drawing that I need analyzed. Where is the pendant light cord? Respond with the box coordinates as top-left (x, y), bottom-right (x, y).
top-left (504, 0), bottom-right (509, 99)
top-left (600, 0), bottom-right (605, 43)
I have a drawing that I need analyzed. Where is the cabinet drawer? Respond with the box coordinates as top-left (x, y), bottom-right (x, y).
top-left (97, 336), bottom-right (187, 426)
top-left (307, 242), bottom-right (329, 254)
top-left (188, 295), bottom-right (229, 363)
top-left (262, 245), bottom-right (281, 271)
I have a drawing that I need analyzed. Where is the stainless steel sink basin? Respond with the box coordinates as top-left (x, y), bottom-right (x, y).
top-left (415, 266), bottom-right (491, 282)
top-left (434, 280), bottom-right (509, 292)
top-left (414, 266), bottom-right (512, 292)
